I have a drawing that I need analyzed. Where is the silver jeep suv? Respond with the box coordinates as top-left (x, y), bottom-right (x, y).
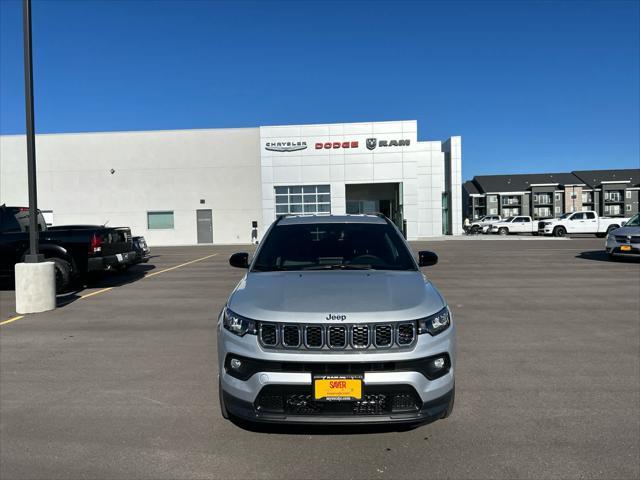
top-left (217, 214), bottom-right (456, 425)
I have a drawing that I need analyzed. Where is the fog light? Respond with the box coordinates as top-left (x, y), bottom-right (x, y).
top-left (433, 357), bottom-right (445, 369)
top-left (230, 358), bottom-right (242, 370)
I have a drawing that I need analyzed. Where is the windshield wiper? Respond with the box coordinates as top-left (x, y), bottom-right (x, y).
top-left (252, 265), bottom-right (289, 272)
top-left (301, 264), bottom-right (372, 270)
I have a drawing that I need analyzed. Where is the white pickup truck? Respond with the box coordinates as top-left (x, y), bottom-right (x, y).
top-left (538, 211), bottom-right (628, 237)
top-left (489, 216), bottom-right (537, 235)
top-left (469, 215), bottom-right (502, 234)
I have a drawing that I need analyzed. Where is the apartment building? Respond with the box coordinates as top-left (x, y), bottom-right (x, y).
top-left (463, 169), bottom-right (639, 221)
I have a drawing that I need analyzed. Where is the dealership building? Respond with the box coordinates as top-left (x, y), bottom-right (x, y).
top-left (0, 120), bottom-right (462, 245)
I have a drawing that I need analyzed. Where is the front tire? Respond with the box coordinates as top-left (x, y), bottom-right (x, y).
top-left (498, 227), bottom-right (508, 236)
top-left (553, 226), bottom-right (566, 237)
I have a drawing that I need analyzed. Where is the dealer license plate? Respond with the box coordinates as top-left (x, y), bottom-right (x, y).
top-left (313, 375), bottom-right (362, 401)
top-left (620, 245), bottom-right (632, 251)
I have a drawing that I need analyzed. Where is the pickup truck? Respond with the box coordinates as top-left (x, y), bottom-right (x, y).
top-left (0, 205), bottom-right (136, 292)
top-left (537, 211), bottom-right (628, 238)
top-left (489, 216), bottom-right (536, 235)
top-left (469, 215), bottom-right (502, 234)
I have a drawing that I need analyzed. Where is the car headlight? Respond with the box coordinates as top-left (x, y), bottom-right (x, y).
top-left (417, 307), bottom-right (451, 336)
top-left (222, 307), bottom-right (257, 336)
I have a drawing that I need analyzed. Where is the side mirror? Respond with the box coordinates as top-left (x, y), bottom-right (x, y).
top-left (418, 250), bottom-right (438, 267)
top-left (229, 252), bottom-right (249, 269)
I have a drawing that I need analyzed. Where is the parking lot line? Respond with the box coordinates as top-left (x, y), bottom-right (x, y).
top-left (0, 315), bottom-right (24, 327)
top-left (0, 253), bottom-right (219, 327)
top-left (144, 253), bottom-right (218, 278)
top-left (79, 287), bottom-right (115, 299)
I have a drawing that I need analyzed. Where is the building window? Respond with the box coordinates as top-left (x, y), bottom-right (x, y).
top-left (502, 207), bottom-right (520, 217)
top-left (605, 191), bottom-right (622, 202)
top-left (534, 194), bottom-right (552, 204)
top-left (555, 193), bottom-right (561, 201)
top-left (626, 190), bottom-right (632, 199)
top-left (605, 205), bottom-right (621, 216)
top-left (627, 204), bottom-right (632, 212)
top-left (489, 208), bottom-right (497, 215)
top-left (147, 211), bottom-right (174, 229)
top-left (488, 195), bottom-right (497, 203)
top-left (274, 185), bottom-right (331, 215)
top-left (535, 207), bottom-right (552, 218)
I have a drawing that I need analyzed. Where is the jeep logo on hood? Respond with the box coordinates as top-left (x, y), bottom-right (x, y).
top-left (326, 314), bottom-right (347, 321)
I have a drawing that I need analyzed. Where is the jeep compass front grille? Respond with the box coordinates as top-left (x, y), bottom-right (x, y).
top-left (258, 322), bottom-right (417, 350)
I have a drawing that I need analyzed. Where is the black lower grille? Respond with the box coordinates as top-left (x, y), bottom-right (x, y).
top-left (256, 385), bottom-right (421, 416)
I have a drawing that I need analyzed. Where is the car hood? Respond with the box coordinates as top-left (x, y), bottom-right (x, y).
top-left (610, 225), bottom-right (640, 236)
top-left (227, 270), bottom-right (446, 323)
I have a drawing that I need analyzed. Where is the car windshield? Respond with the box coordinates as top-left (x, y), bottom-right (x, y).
top-left (558, 213), bottom-right (572, 219)
top-left (503, 217), bottom-right (514, 222)
top-left (252, 222), bottom-right (417, 271)
top-left (624, 213), bottom-right (640, 227)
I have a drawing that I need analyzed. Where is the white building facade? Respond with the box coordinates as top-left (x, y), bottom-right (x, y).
top-left (0, 120), bottom-right (461, 245)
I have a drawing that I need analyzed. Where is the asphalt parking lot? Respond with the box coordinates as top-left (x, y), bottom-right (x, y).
top-left (1, 238), bottom-right (639, 479)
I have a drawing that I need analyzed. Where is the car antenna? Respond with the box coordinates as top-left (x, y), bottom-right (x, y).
top-left (103, 219), bottom-right (109, 227)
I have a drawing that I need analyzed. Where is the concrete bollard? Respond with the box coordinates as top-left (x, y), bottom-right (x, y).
top-left (15, 262), bottom-right (56, 314)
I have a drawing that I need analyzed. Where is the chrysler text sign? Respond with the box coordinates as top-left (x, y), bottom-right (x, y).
top-left (265, 141), bottom-right (307, 152)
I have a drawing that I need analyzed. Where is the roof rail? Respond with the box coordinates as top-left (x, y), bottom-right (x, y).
top-left (374, 212), bottom-right (394, 225)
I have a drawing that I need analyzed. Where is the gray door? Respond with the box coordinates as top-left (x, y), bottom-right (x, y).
top-left (196, 209), bottom-right (213, 244)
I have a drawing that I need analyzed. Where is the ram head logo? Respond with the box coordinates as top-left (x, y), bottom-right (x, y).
top-left (366, 138), bottom-right (377, 150)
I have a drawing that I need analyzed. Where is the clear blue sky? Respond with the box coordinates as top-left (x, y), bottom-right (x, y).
top-left (1, 0), bottom-right (638, 180)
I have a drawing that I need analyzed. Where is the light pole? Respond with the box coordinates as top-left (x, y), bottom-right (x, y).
top-left (15, 0), bottom-right (55, 315)
top-left (22, 0), bottom-right (43, 263)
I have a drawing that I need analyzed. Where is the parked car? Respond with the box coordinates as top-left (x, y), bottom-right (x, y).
top-left (469, 215), bottom-right (501, 234)
top-left (131, 236), bottom-right (151, 264)
top-left (538, 211), bottom-right (628, 238)
top-left (0, 205), bottom-right (135, 292)
top-left (605, 213), bottom-right (640, 259)
top-left (489, 216), bottom-right (536, 235)
top-left (218, 214), bottom-right (455, 426)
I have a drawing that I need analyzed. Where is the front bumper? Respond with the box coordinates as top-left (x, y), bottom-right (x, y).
top-left (87, 251), bottom-right (137, 272)
top-left (217, 320), bottom-right (456, 424)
